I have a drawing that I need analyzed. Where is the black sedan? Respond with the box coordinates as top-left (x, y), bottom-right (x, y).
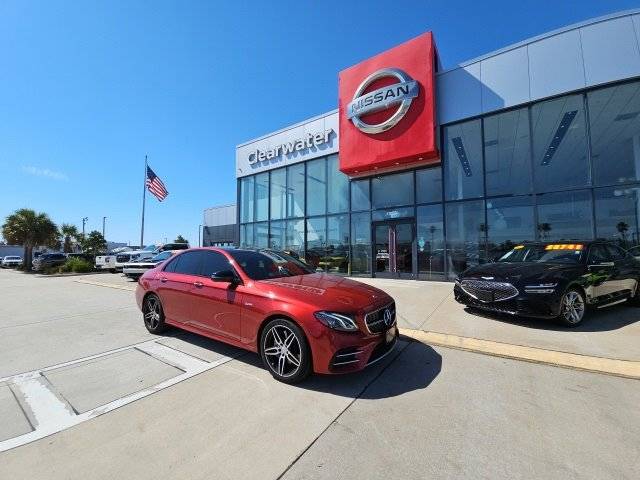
top-left (454, 241), bottom-right (640, 326)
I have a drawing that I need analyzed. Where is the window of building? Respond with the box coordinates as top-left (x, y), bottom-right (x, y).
top-left (254, 222), bottom-right (269, 248)
top-left (327, 155), bottom-right (349, 214)
top-left (240, 177), bottom-right (254, 223)
top-left (351, 212), bottom-right (371, 275)
top-left (285, 219), bottom-right (305, 257)
top-left (594, 186), bottom-right (640, 249)
top-left (532, 94), bottom-right (589, 192)
top-left (486, 196), bottom-right (535, 260)
top-left (287, 163), bottom-right (305, 218)
top-left (269, 220), bottom-right (285, 249)
top-left (306, 217), bottom-right (326, 270)
top-left (372, 171), bottom-right (414, 208)
top-left (417, 204), bottom-right (444, 280)
top-left (416, 167), bottom-right (442, 204)
top-left (444, 119), bottom-right (483, 200)
top-left (255, 172), bottom-right (269, 222)
top-left (351, 178), bottom-right (370, 211)
top-left (307, 158), bottom-right (326, 216)
top-left (445, 200), bottom-right (486, 279)
top-left (326, 214), bottom-right (349, 274)
top-left (589, 82), bottom-right (640, 186)
top-left (240, 223), bottom-right (254, 248)
top-left (483, 108), bottom-right (532, 196)
top-left (536, 189), bottom-right (593, 241)
top-left (270, 168), bottom-right (286, 220)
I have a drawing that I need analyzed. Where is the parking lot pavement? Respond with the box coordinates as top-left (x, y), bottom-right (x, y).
top-left (354, 278), bottom-right (640, 362)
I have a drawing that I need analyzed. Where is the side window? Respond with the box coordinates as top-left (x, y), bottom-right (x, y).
top-left (171, 251), bottom-right (202, 275)
top-left (163, 255), bottom-right (181, 272)
top-left (200, 251), bottom-right (232, 277)
top-left (605, 245), bottom-right (626, 261)
top-left (588, 245), bottom-right (611, 265)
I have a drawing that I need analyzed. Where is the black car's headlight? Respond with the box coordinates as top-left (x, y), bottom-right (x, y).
top-left (524, 282), bottom-right (558, 294)
top-left (314, 311), bottom-right (358, 332)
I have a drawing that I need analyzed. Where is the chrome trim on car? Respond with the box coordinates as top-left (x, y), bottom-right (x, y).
top-left (365, 336), bottom-right (398, 367)
top-left (332, 359), bottom-right (360, 366)
top-left (364, 302), bottom-right (396, 334)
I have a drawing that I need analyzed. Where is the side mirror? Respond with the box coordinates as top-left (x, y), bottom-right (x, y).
top-left (211, 269), bottom-right (238, 283)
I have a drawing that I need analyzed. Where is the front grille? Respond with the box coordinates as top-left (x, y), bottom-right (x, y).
top-left (365, 302), bottom-right (396, 334)
top-left (116, 254), bottom-right (130, 263)
top-left (460, 280), bottom-right (518, 302)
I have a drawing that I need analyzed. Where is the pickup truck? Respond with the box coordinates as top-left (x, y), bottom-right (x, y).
top-left (95, 247), bottom-right (134, 273)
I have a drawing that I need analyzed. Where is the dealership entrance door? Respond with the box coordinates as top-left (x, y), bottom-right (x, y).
top-left (373, 220), bottom-right (415, 278)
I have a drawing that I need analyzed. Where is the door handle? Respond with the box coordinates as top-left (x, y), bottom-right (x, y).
top-left (193, 281), bottom-right (204, 288)
top-left (160, 277), bottom-right (167, 283)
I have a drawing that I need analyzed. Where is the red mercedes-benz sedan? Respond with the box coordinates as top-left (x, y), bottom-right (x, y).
top-left (135, 248), bottom-right (398, 383)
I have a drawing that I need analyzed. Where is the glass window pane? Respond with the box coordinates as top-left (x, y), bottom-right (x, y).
top-left (532, 94), bottom-right (589, 192)
top-left (240, 224), bottom-right (254, 248)
top-left (200, 251), bottom-right (232, 277)
top-left (327, 155), bottom-right (349, 214)
top-left (305, 217), bottom-right (326, 271)
top-left (372, 172), bottom-right (414, 208)
top-left (445, 200), bottom-right (486, 279)
top-left (486, 196), bottom-right (535, 260)
top-left (285, 219), bottom-right (305, 258)
top-left (326, 215), bottom-right (349, 274)
top-left (351, 179), bottom-right (370, 211)
top-left (589, 82), bottom-right (640, 186)
top-left (172, 251), bottom-right (202, 276)
top-left (307, 158), bottom-right (326, 216)
top-left (416, 167), bottom-right (442, 204)
top-left (269, 220), bottom-right (285, 249)
top-left (287, 163), bottom-right (305, 218)
top-left (254, 222), bottom-right (269, 248)
top-left (417, 204), bottom-right (444, 280)
top-left (595, 186), bottom-right (640, 248)
top-left (536, 190), bottom-right (593, 241)
top-left (484, 108), bottom-right (532, 196)
top-left (351, 212), bottom-right (371, 275)
top-left (270, 168), bottom-right (286, 220)
top-left (444, 119), bottom-right (483, 200)
top-left (240, 177), bottom-right (254, 223)
top-left (255, 173), bottom-right (269, 221)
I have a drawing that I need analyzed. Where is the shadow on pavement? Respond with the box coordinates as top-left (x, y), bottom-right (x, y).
top-left (464, 303), bottom-right (640, 332)
top-left (162, 329), bottom-right (441, 399)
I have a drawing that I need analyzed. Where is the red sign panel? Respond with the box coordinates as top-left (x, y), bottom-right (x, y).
top-left (338, 32), bottom-right (439, 176)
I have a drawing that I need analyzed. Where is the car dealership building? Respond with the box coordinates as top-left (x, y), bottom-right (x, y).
top-left (235, 10), bottom-right (640, 281)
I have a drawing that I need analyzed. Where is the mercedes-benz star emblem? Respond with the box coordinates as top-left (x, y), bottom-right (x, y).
top-left (346, 68), bottom-right (419, 134)
top-left (383, 308), bottom-right (393, 327)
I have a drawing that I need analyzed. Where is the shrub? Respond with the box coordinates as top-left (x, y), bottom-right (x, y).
top-left (63, 257), bottom-right (93, 273)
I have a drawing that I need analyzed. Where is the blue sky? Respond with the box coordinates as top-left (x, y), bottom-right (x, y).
top-left (1, 0), bottom-right (638, 246)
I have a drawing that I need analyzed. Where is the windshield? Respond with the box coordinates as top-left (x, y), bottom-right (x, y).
top-left (227, 249), bottom-right (315, 280)
top-left (142, 244), bottom-right (156, 251)
top-left (151, 251), bottom-right (172, 262)
top-left (498, 244), bottom-right (585, 264)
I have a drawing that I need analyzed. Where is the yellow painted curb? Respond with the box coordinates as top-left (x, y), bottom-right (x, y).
top-left (400, 328), bottom-right (640, 380)
top-left (74, 279), bottom-right (136, 292)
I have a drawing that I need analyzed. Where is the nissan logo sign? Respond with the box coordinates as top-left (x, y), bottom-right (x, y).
top-left (346, 68), bottom-right (419, 134)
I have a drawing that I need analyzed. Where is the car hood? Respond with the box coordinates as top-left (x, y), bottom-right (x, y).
top-left (255, 273), bottom-right (392, 312)
top-left (461, 262), bottom-right (582, 284)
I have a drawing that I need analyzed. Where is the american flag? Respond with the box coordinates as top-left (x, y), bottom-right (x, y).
top-left (146, 166), bottom-right (169, 201)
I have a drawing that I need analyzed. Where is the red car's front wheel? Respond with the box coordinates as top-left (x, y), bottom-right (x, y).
top-left (260, 318), bottom-right (312, 384)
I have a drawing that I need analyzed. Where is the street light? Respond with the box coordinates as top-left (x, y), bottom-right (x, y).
top-left (102, 216), bottom-right (107, 238)
top-left (82, 217), bottom-right (88, 237)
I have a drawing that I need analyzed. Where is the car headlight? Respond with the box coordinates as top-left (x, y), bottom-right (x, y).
top-left (524, 283), bottom-right (558, 293)
top-left (314, 311), bottom-right (358, 332)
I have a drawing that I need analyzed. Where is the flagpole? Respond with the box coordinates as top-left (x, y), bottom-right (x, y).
top-left (140, 155), bottom-right (147, 248)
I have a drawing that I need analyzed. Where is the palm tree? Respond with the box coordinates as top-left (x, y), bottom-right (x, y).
top-left (61, 223), bottom-right (79, 253)
top-left (1, 208), bottom-right (59, 270)
top-left (537, 223), bottom-right (552, 241)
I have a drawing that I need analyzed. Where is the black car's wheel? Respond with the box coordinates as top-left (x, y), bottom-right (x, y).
top-left (260, 318), bottom-right (312, 384)
top-left (143, 294), bottom-right (168, 334)
top-left (556, 288), bottom-right (586, 327)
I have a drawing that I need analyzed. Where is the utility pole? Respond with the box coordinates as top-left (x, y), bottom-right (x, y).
top-left (140, 155), bottom-right (148, 249)
top-left (82, 217), bottom-right (88, 237)
top-left (102, 216), bottom-right (107, 238)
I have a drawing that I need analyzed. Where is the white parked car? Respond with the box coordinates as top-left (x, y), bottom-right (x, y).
top-left (114, 245), bottom-right (157, 272)
top-left (123, 251), bottom-right (175, 280)
top-left (95, 247), bottom-right (133, 273)
top-left (1, 256), bottom-right (22, 268)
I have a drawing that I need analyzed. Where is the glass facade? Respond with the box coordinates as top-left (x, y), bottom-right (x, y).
top-left (237, 80), bottom-right (640, 281)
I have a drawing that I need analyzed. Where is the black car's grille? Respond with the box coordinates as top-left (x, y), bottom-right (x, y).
top-left (116, 254), bottom-right (131, 263)
top-left (460, 280), bottom-right (518, 302)
top-left (365, 302), bottom-right (396, 334)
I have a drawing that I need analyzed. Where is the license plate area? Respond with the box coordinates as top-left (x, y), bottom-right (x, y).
top-left (385, 325), bottom-right (397, 344)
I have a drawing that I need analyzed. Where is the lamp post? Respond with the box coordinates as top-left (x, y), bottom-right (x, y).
top-left (82, 217), bottom-right (88, 237)
top-left (102, 216), bottom-right (107, 238)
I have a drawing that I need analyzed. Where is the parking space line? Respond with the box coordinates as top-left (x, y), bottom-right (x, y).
top-left (401, 328), bottom-right (640, 380)
top-left (0, 340), bottom-right (242, 453)
top-left (73, 279), bottom-right (136, 291)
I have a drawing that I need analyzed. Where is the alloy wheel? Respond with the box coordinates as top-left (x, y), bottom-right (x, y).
top-left (144, 296), bottom-right (161, 330)
top-left (561, 290), bottom-right (585, 324)
top-left (262, 325), bottom-right (302, 378)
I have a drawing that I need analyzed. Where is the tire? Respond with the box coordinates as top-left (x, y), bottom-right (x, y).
top-left (556, 288), bottom-right (586, 327)
top-left (110, 269), bottom-right (116, 274)
top-left (142, 294), bottom-right (168, 334)
top-left (260, 318), bottom-right (312, 384)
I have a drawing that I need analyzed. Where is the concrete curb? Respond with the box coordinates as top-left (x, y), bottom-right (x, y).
top-left (73, 279), bottom-right (136, 291)
top-left (400, 328), bottom-right (640, 380)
